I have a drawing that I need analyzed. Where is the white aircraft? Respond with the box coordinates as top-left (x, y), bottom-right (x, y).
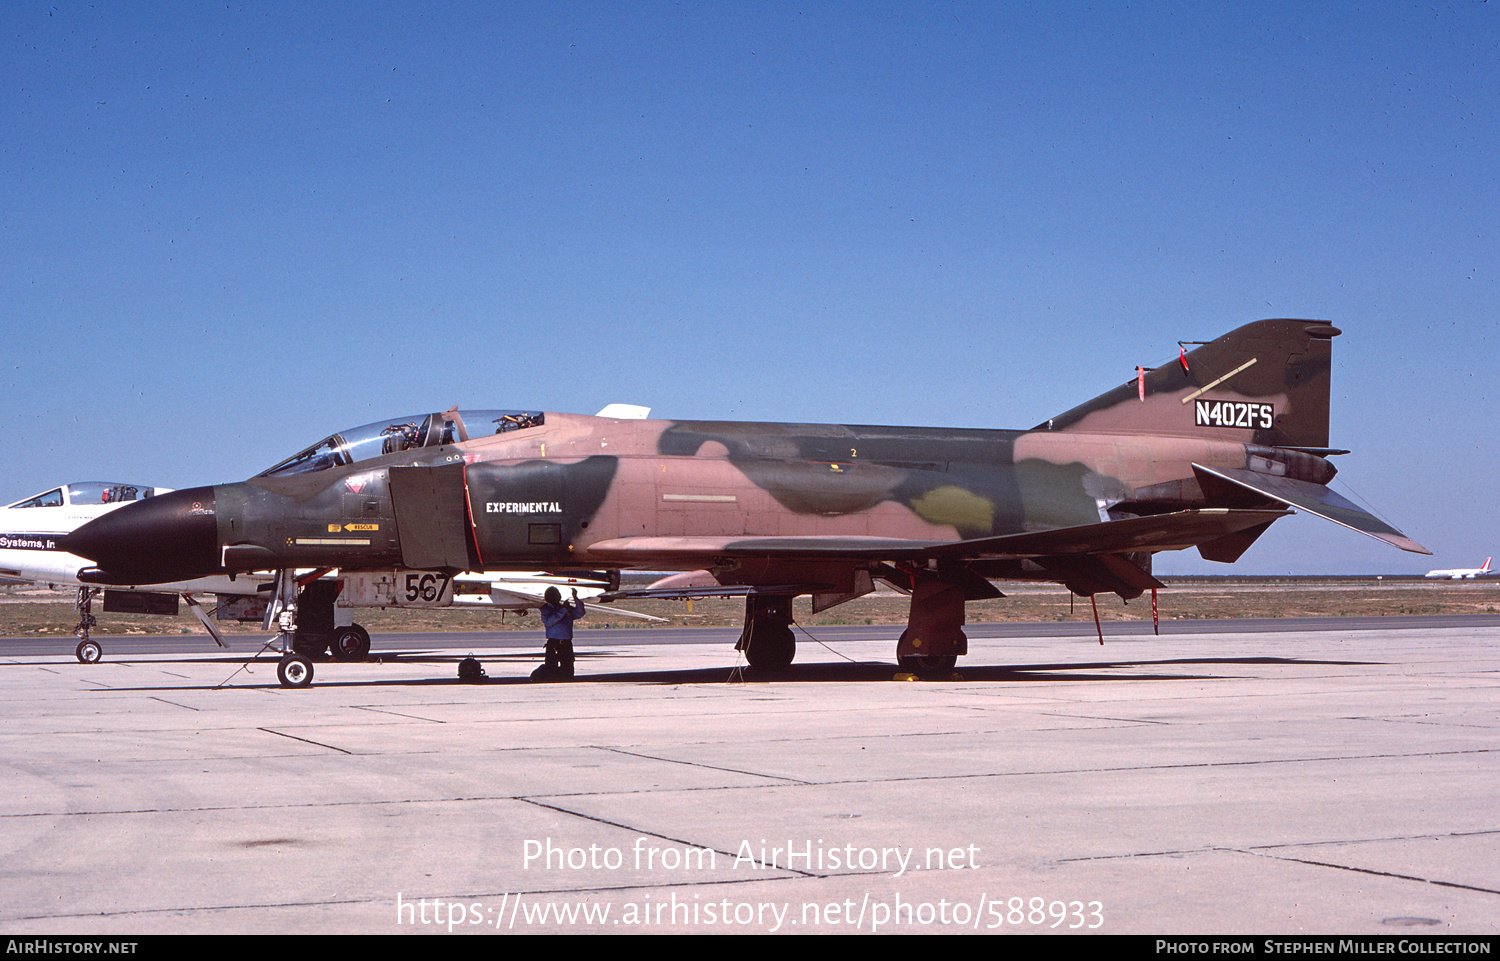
top-left (1424, 557), bottom-right (1493, 579)
top-left (3, 481), bottom-right (658, 668)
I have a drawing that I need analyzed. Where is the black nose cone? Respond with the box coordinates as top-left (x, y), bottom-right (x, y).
top-left (65, 486), bottom-right (220, 584)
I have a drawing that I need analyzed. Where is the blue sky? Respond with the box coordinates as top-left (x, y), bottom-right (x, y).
top-left (4, 1), bottom-right (1495, 574)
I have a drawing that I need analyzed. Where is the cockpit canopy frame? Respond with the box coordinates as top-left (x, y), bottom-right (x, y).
top-left (257, 409), bottom-right (544, 479)
top-left (5, 482), bottom-right (159, 510)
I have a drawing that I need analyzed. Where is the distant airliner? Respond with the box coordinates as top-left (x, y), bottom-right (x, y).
top-left (1424, 558), bottom-right (1493, 579)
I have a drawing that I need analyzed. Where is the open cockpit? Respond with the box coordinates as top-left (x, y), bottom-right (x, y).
top-left (5, 482), bottom-right (161, 510)
top-left (257, 409), bottom-right (544, 478)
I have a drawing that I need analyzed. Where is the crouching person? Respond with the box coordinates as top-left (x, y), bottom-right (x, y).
top-left (532, 586), bottom-right (583, 681)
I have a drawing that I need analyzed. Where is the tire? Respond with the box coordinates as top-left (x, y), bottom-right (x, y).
top-left (743, 625), bottom-right (795, 672)
top-left (329, 624), bottom-right (371, 661)
top-left (897, 654), bottom-right (958, 677)
top-left (76, 640), bottom-right (102, 664)
top-left (277, 654), bottom-right (314, 688)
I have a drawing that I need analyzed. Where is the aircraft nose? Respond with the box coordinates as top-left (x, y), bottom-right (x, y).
top-left (65, 486), bottom-right (220, 583)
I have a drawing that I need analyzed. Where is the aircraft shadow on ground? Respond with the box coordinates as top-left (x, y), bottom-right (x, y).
top-left (90, 651), bottom-right (1379, 691)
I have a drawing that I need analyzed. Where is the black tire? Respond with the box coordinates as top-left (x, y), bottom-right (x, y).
top-left (75, 640), bottom-right (102, 664)
top-left (329, 624), bottom-right (371, 661)
top-left (743, 625), bottom-right (795, 672)
top-left (277, 654), bottom-right (314, 688)
top-left (897, 654), bottom-right (958, 677)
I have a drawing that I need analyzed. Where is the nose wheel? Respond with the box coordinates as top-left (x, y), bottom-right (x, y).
top-left (277, 653), bottom-right (314, 688)
top-left (73, 587), bottom-right (101, 662)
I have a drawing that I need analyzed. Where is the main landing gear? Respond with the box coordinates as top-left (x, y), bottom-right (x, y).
top-left (736, 594), bottom-right (796, 673)
top-left (894, 573), bottom-right (969, 678)
top-left (732, 574), bottom-right (972, 678)
top-left (896, 651), bottom-right (958, 676)
top-left (329, 624), bottom-right (372, 661)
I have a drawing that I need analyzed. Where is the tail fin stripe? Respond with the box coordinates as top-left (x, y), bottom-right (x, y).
top-left (1182, 358), bottom-right (1259, 404)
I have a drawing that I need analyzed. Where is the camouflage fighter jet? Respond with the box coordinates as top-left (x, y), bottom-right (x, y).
top-left (65, 319), bottom-right (1426, 686)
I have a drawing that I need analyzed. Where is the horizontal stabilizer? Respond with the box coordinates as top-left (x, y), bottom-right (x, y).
top-left (1192, 465), bottom-right (1429, 555)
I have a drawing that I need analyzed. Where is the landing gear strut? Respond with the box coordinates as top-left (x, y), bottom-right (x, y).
top-left (73, 587), bottom-right (101, 663)
top-left (267, 569), bottom-right (314, 689)
top-left (736, 594), bottom-right (796, 672)
top-left (895, 573), bottom-right (968, 677)
top-left (263, 573), bottom-right (371, 685)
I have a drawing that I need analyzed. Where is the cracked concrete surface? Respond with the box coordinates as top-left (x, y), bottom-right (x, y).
top-left (0, 623), bottom-right (1496, 934)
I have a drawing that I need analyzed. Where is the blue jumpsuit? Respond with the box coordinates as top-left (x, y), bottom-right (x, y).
top-left (539, 598), bottom-right (584, 677)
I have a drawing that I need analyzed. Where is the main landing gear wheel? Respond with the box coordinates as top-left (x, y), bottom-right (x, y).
top-left (277, 654), bottom-right (314, 688)
top-left (329, 624), bottom-right (371, 661)
top-left (737, 594), bottom-right (797, 674)
top-left (75, 640), bottom-right (102, 664)
top-left (897, 654), bottom-right (957, 677)
top-left (744, 626), bottom-right (795, 673)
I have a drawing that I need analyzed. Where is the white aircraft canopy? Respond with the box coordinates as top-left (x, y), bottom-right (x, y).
top-left (257, 410), bottom-right (545, 478)
top-left (5, 482), bottom-right (161, 510)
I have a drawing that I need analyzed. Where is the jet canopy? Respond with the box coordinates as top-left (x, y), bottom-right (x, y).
top-left (257, 409), bottom-right (545, 478)
top-left (5, 482), bottom-right (160, 510)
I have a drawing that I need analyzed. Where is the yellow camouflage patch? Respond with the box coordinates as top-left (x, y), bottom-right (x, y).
top-left (911, 486), bottom-right (994, 531)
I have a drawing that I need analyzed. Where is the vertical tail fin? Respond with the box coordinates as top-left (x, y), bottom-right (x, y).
top-left (1039, 319), bottom-right (1340, 450)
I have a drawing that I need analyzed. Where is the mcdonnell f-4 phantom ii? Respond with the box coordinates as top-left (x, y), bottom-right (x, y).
top-left (65, 319), bottom-right (1427, 687)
